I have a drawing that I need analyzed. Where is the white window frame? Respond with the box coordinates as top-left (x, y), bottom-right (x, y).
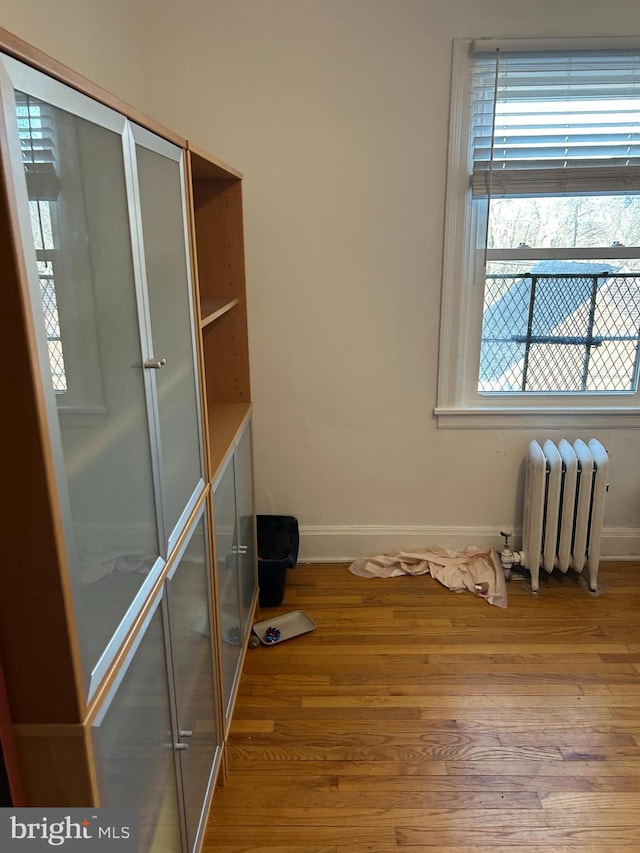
top-left (435, 37), bottom-right (640, 429)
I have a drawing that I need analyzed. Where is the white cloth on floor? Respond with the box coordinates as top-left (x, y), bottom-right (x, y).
top-left (77, 547), bottom-right (154, 585)
top-left (348, 546), bottom-right (508, 608)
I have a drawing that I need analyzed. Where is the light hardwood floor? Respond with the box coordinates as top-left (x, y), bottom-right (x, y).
top-left (203, 560), bottom-right (640, 852)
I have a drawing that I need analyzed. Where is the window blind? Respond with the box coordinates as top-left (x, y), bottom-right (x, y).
top-left (15, 91), bottom-right (60, 201)
top-left (470, 47), bottom-right (640, 197)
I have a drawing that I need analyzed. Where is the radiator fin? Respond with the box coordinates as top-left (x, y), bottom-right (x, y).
top-left (556, 439), bottom-right (578, 573)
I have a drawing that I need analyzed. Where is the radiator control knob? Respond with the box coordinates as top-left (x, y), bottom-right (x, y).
top-left (500, 528), bottom-right (514, 548)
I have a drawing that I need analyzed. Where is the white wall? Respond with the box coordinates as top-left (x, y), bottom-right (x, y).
top-left (0, 0), bottom-right (147, 107)
top-left (4, 0), bottom-right (640, 560)
top-left (139, 0), bottom-right (640, 560)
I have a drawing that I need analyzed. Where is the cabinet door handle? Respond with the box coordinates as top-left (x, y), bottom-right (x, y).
top-left (174, 743), bottom-right (189, 751)
top-left (179, 730), bottom-right (193, 738)
top-left (144, 357), bottom-right (167, 369)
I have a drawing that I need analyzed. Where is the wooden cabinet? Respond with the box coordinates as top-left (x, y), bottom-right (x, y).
top-left (187, 142), bottom-right (258, 737)
top-left (92, 507), bottom-right (221, 853)
top-left (187, 144), bottom-right (252, 478)
top-left (0, 26), bottom-right (257, 853)
top-left (212, 419), bottom-right (257, 731)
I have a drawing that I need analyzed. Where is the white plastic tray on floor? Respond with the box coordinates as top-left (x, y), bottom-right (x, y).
top-left (253, 610), bottom-right (316, 645)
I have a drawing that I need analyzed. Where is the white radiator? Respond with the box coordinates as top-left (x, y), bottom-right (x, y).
top-left (521, 438), bottom-right (609, 593)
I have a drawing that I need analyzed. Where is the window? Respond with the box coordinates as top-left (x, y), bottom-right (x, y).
top-left (16, 89), bottom-right (107, 416)
top-left (436, 38), bottom-right (640, 428)
top-left (16, 93), bottom-right (67, 391)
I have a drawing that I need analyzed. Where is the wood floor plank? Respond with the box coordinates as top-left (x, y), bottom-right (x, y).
top-left (540, 791), bottom-right (640, 808)
top-left (203, 561), bottom-right (640, 851)
top-left (204, 826), bottom-right (399, 846)
top-left (446, 758), bottom-right (640, 775)
top-left (299, 693), bottom-right (639, 708)
top-left (396, 824), bottom-right (640, 847)
top-left (336, 773), bottom-right (640, 793)
top-left (224, 759), bottom-right (450, 776)
top-left (212, 803), bottom-right (640, 824)
top-left (212, 790), bottom-right (542, 812)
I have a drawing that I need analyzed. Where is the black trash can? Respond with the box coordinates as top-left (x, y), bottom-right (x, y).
top-left (257, 515), bottom-right (299, 607)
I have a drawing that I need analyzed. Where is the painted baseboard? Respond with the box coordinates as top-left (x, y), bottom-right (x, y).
top-left (298, 524), bottom-right (640, 563)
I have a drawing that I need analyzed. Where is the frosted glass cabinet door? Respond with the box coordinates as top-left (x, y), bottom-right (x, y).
top-left (134, 131), bottom-right (204, 548)
top-left (92, 598), bottom-right (183, 853)
top-left (235, 423), bottom-right (257, 635)
top-left (213, 456), bottom-right (243, 722)
top-left (166, 514), bottom-right (221, 853)
top-left (1, 61), bottom-right (163, 696)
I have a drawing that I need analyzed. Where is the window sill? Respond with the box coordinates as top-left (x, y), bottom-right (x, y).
top-left (58, 405), bottom-right (109, 428)
top-left (434, 405), bottom-right (640, 429)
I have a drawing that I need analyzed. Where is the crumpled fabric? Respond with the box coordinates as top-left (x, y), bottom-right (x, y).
top-left (77, 547), bottom-right (154, 586)
top-left (348, 546), bottom-right (508, 608)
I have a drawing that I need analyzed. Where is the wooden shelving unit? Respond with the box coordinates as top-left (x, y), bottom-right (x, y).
top-left (207, 401), bottom-right (252, 481)
top-left (200, 297), bottom-right (239, 329)
top-left (187, 143), bottom-right (258, 749)
top-left (187, 142), bottom-right (252, 483)
top-left (0, 28), bottom-right (258, 849)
